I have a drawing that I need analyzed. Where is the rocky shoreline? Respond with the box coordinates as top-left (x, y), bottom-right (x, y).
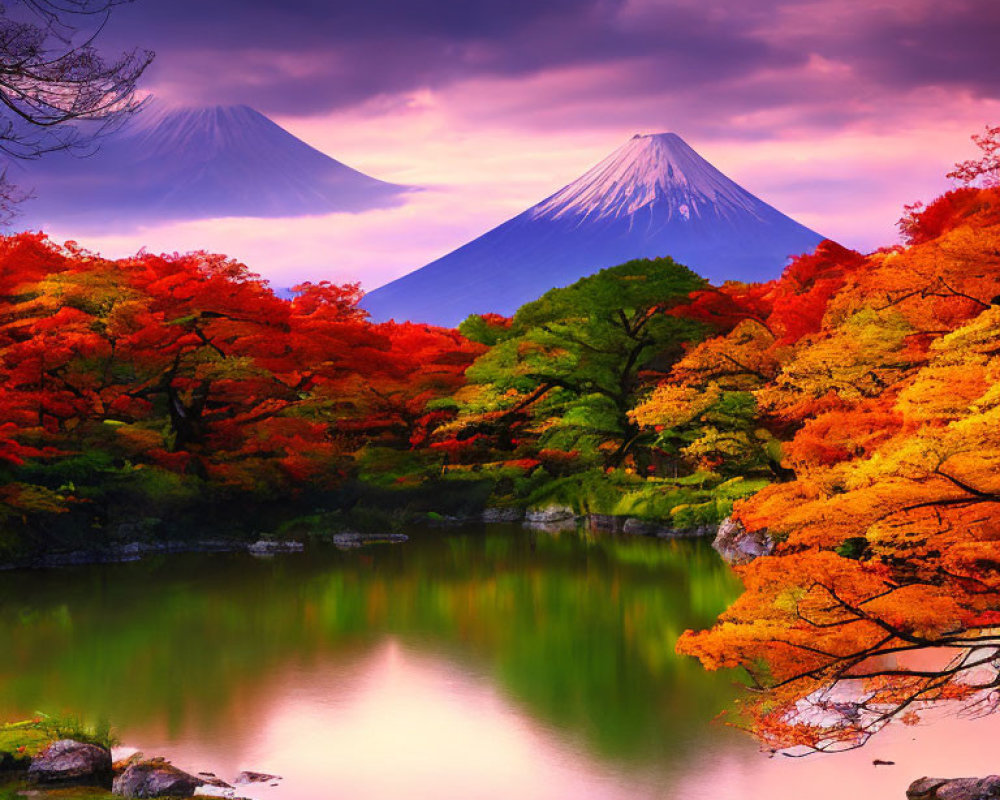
top-left (429, 503), bottom-right (718, 538)
top-left (11, 738), bottom-right (996, 800)
top-left (0, 538), bottom-right (306, 572)
top-left (0, 532), bottom-right (424, 571)
top-left (0, 738), bottom-right (281, 799)
top-left (907, 775), bottom-right (1000, 799)
top-left (0, 507), bottom-right (732, 573)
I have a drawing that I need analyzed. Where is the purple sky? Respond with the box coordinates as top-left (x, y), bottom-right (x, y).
top-left (67, 0), bottom-right (1000, 289)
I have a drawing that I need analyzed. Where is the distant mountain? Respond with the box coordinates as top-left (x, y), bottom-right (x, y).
top-left (7, 103), bottom-right (409, 230)
top-left (362, 133), bottom-right (825, 327)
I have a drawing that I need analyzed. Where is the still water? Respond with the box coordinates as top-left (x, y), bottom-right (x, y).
top-left (0, 526), bottom-right (997, 799)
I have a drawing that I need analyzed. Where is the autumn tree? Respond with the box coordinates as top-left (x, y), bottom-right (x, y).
top-left (677, 195), bottom-right (1000, 754)
top-left (0, 236), bottom-right (398, 525)
top-left (948, 124), bottom-right (1000, 187)
top-left (339, 320), bottom-right (485, 449)
top-left (630, 242), bottom-right (867, 480)
top-left (679, 551), bottom-right (1000, 755)
top-left (631, 383), bottom-right (783, 478)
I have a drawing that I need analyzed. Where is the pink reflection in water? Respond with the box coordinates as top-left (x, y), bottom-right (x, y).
top-left (123, 638), bottom-right (1000, 800)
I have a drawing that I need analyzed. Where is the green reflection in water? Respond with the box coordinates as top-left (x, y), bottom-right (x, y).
top-left (0, 526), bottom-right (742, 766)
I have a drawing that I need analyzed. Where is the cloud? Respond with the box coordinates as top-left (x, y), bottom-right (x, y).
top-left (105, 0), bottom-right (788, 115)
top-left (104, 0), bottom-right (1000, 126)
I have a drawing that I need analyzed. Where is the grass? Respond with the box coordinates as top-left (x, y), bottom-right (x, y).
top-left (0, 788), bottom-right (114, 800)
top-left (0, 714), bottom-right (116, 761)
top-left (0, 716), bottom-right (118, 800)
top-left (523, 469), bottom-right (770, 529)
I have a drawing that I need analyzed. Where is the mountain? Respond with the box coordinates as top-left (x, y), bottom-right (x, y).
top-left (362, 133), bottom-right (825, 327)
top-left (7, 103), bottom-right (409, 230)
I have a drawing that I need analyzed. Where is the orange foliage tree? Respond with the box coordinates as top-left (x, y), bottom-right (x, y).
top-left (675, 187), bottom-right (1000, 754)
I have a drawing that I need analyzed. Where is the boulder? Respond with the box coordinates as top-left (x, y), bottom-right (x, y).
top-left (587, 514), bottom-right (623, 533)
top-left (907, 776), bottom-right (1000, 800)
top-left (113, 751), bottom-right (145, 776)
top-left (197, 771), bottom-right (233, 789)
top-left (657, 524), bottom-right (716, 539)
top-left (27, 739), bottom-right (112, 786)
top-left (623, 517), bottom-right (713, 538)
top-left (482, 507), bottom-right (525, 523)
top-left (247, 540), bottom-right (304, 556)
top-left (524, 506), bottom-right (577, 530)
top-left (712, 517), bottom-right (774, 565)
top-left (622, 518), bottom-right (660, 536)
top-left (113, 759), bottom-right (205, 798)
top-left (525, 505), bottom-right (575, 524)
top-left (193, 787), bottom-right (249, 799)
top-left (330, 532), bottom-right (408, 548)
top-left (233, 770), bottom-right (282, 785)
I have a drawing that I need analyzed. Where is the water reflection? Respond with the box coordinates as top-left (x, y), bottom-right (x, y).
top-left (3, 527), bottom-right (997, 800)
top-left (241, 641), bottom-right (670, 800)
top-left (0, 527), bottom-right (740, 794)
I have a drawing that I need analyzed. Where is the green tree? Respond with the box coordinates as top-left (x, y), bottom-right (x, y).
top-left (458, 258), bottom-right (705, 468)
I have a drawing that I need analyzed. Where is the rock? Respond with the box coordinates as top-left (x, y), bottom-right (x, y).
top-left (584, 514), bottom-right (712, 538)
top-left (193, 787), bottom-right (250, 799)
top-left (35, 550), bottom-right (111, 568)
top-left (622, 517), bottom-right (712, 538)
top-left (27, 739), bottom-right (112, 786)
top-left (113, 759), bottom-right (205, 798)
top-left (622, 517), bottom-right (660, 536)
top-left (525, 505), bottom-right (575, 524)
top-left (524, 506), bottom-right (577, 530)
top-left (712, 516), bottom-right (774, 565)
top-left (482, 507), bottom-right (525, 523)
top-left (907, 776), bottom-right (1000, 799)
top-left (657, 524), bottom-right (716, 539)
top-left (247, 540), bottom-right (304, 556)
top-left (197, 772), bottom-right (233, 789)
top-left (233, 771), bottom-right (282, 785)
top-left (330, 532), bottom-right (408, 548)
top-left (5, 538), bottom-right (255, 571)
top-left (113, 751), bottom-right (146, 776)
top-left (116, 542), bottom-right (145, 562)
top-left (587, 514), bottom-right (623, 533)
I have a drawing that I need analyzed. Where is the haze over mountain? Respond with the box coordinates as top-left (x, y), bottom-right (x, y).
top-left (362, 133), bottom-right (825, 327)
top-left (7, 103), bottom-right (409, 231)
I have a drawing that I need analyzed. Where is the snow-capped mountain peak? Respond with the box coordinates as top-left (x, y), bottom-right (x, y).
top-left (530, 132), bottom-right (761, 223)
top-left (362, 131), bottom-right (825, 327)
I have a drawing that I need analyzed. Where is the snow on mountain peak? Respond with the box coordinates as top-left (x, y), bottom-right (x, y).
top-left (530, 132), bottom-right (763, 223)
top-left (362, 131), bottom-right (825, 326)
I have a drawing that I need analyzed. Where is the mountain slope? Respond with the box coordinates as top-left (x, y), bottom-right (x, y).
top-left (8, 104), bottom-right (409, 229)
top-left (362, 133), bottom-right (825, 326)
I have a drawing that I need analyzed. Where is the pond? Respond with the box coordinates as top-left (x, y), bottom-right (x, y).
top-left (0, 525), bottom-right (997, 799)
